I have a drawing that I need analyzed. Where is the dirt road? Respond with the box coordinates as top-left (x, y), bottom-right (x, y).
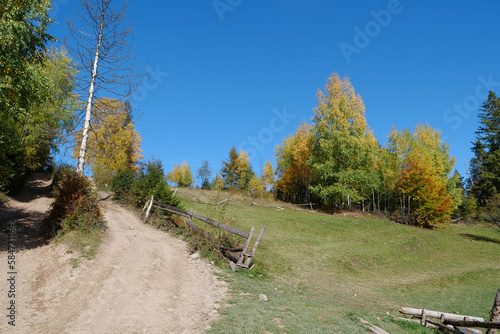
top-left (0, 174), bottom-right (227, 333)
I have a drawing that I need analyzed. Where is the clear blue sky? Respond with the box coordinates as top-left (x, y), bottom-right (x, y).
top-left (49, 0), bottom-right (500, 184)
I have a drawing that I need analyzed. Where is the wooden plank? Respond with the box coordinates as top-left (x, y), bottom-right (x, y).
top-left (424, 319), bottom-right (466, 334)
top-left (243, 226), bottom-right (266, 268)
top-left (152, 200), bottom-right (190, 218)
top-left (237, 227), bottom-right (255, 267)
top-left (443, 320), bottom-right (500, 330)
top-left (189, 211), bottom-right (250, 238)
top-left (216, 198), bottom-right (228, 205)
top-left (152, 199), bottom-right (250, 238)
top-left (389, 316), bottom-right (439, 329)
top-left (219, 246), bottom-right (244, 252)
top-left (399, 307), bottom-right (484, 322)
top-left (185, 207), bottom-right (194, 230)
top-left (358, 317), bottom-right (390, 334)
top-left (186, 219), bottom-right (211, 239)
top-left (142, 199), bottom-right (149, 211)
top-left (145, 195), bottom-right (154, 220)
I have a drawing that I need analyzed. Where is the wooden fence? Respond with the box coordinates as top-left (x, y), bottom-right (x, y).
top-left (397, 292), bottom-right (500, 334)
top-left (142, 195), bottom-right (266, 269)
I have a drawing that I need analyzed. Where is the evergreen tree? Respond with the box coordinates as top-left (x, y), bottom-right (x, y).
top-left (133, 157), bottom-right (180, 208)
top-left (470, 91), bottom-right (500, 205)
top-left (220, 146), bottom-right (239, 189)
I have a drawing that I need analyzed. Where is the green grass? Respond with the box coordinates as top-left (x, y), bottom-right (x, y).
top-left (0, 191), bottom-right (8, 205)
top-left (176, 189), bottom-right (500, 333)
top-left (58, 229), bottom-right (103, 268)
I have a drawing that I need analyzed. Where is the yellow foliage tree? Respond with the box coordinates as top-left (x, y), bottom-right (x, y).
top-left (167, 161), bottom-right (193, 187)
top-left (386, 124), bottom-right (456, 227)
top-left (309, 73), bottom-right (380, 207)
top-left (262, 159), bottom-right (274, 191)
top-left (248, 175), bottom-right (264, 198)
top-left (212, 173), bottom-right (224, 191)
top-left (275, 121), bottom-right (314, 202)
top-left (237, 149), bottom-right (251, 189)
top-left (74, 98), bottom-right (143, 187)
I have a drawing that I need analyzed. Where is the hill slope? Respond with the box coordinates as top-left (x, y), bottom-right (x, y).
top-left (0, 174), bottom-right (226, 333)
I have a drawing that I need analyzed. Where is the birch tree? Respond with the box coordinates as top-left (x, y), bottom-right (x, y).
top-left (309, 73), bottom-right (380, 208)
top-left (66, 0), bottom-right (137, 173)
top-left (386, 124), bottom-right (456, 228)
top-left (275, 121), bottom-right (314, 203)
top-left (74, 98), bottom-right (143, 188)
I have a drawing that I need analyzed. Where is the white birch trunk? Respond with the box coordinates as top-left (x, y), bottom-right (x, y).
top-left (76, 1), bottom-right (107, 174)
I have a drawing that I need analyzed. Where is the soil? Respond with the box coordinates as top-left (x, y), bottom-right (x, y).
top-left (0, 173), bottom-right (227, 333)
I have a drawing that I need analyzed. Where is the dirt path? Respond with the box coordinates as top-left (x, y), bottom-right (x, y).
top-left (0, 174), bottom-right (227, 333)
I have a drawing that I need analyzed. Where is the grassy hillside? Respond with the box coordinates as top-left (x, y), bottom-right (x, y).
top-left (177, 189), bottom-right (500, 333)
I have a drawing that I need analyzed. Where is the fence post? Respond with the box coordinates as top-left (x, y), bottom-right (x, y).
top-left (237, 227), bottom-right (255, 267)
top-left (186, 207), bottom-right (194, 230)
top-left (243, 226), bottom-right (266, 268)
top-left (145, 195), bottom-right (154, 221)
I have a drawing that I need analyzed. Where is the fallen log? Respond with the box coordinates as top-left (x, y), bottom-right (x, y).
top-left (386, 313), bottom-right (439, 329)
top-left (399, 307), bottom-right (485, 322)
top-left (443, 320), bottom-right (500, 330)
top-left (424, 319), bottom-right (472, 334)
top-left (219, 245), bottom-right (244, 252)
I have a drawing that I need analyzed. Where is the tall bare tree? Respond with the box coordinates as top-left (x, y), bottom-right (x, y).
top-left (66, 0), bottom-right (138, 173)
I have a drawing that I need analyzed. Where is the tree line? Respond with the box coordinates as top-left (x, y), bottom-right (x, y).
top-left (2, 1), bottom-right (497, 230)
top-left (274, 73), bottom-right (499, 228)
top-left (154, 73), bottom-right (499, 229)
top-left (0, 1), bottom-right (77, 192)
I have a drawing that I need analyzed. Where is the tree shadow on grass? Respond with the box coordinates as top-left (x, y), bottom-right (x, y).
top-left (461, 233), bottom-right (500, 245)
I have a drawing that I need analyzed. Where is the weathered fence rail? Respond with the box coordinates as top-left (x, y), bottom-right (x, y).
top-left (398, 297), bottom-right (500, 334)
top-left (143, 195), bottom-right (265, 269)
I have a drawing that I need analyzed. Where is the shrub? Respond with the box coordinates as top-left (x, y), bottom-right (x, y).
top-left (48, 167), bottom-right (105, 234)
top-left (478, 193), bottom-right (500, 225)
top-left (111, 158), bottom-right (183, 210)
top-left (153, 179), bottom-right (182, 209)
top-left (112, 169), bottom-right (136, 199)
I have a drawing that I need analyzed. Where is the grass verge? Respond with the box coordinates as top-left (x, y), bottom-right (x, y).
top-left (172, 189), bottom-right (500, 333)
top-left (57, 229), bottom-right (103, 268)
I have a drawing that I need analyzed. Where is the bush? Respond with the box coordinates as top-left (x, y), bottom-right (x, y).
top-left (110, 158), bottom-right (183, 210)
top-left (112, 169), bottom-right (136, 199)
top-left (152, 179), bottom-right (182, 209)
top-left (478, 193), bottom-right (500, 225)
top-left (48, 166), bottom-right (105, 234)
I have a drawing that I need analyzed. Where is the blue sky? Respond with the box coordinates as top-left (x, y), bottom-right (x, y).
top-left (49, 0), bottom-right (500, 184)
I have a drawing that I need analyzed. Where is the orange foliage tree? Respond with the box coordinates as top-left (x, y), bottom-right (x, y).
top-left (399, 158), bottom-right (453, 228)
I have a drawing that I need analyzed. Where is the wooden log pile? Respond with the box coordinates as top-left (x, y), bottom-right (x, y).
top-left (398, 291), bottom-right (500, 334)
